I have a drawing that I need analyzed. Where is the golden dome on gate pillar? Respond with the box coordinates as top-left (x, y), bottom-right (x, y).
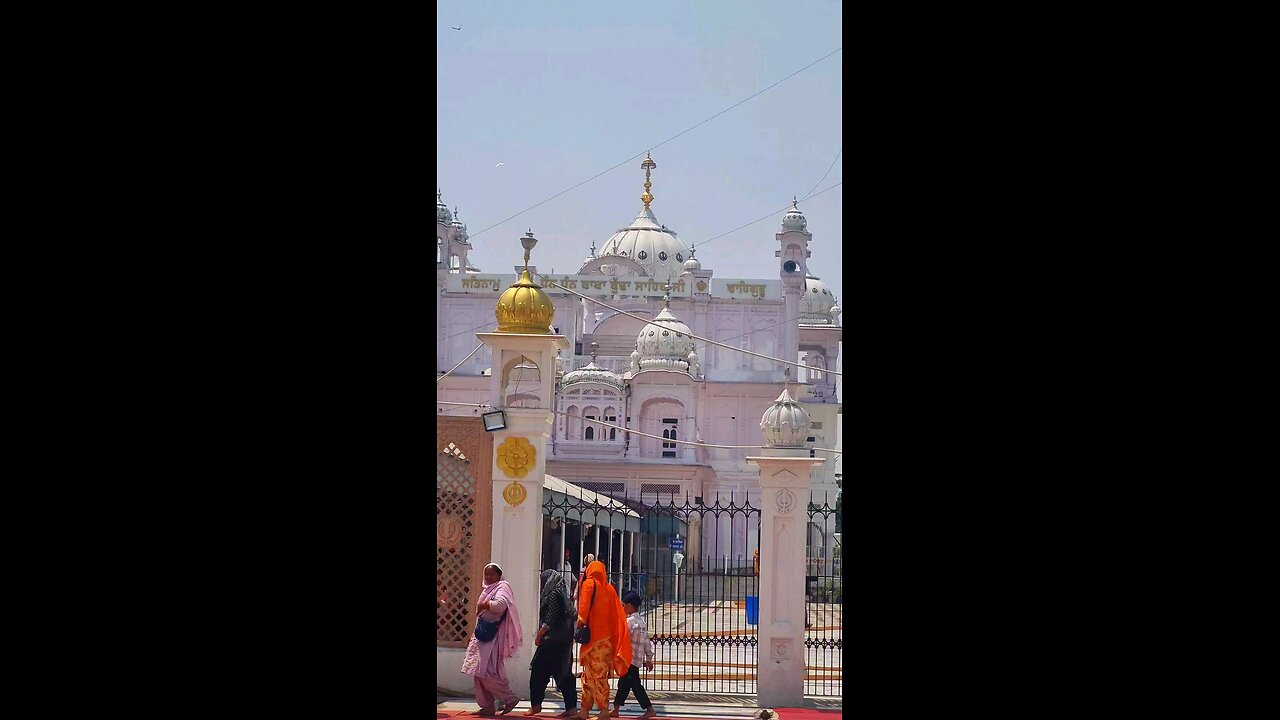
top-left (495, 230), bottom-right (556, 334)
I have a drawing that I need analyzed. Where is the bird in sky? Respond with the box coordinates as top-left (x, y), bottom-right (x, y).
top-left (451, 25), bottom-right (461, 30)
top-left (494, 162), bottom-right (504, 167)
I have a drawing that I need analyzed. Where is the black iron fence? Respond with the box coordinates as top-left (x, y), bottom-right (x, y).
top-left (542, 490), bottom-right (761, 695)
top-left (804, 492), bottom-right (842, 697)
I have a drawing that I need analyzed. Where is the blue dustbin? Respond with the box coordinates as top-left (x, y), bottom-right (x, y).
top-left (745, 595), bottom-right (759, 625)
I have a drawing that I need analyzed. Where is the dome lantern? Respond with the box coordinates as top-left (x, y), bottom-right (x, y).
top-left (782, 197), bottom-right (807, 232)
top-left (495, 230), bottom-right (555, 334)
top-left (562, 340), bottom-right (624, 391)
top-left (760, 387), bottom-right (811, 448)
top-left (450, 206), bottom-right (469, 243)
top-left (799, 273), bottom-right (838, 325)
top-left (682, 243), bottom-right (702, 274)
top-left (589, 152), bottom-right (690, 280)
top-left (634, 282), bottom-right (696, 373)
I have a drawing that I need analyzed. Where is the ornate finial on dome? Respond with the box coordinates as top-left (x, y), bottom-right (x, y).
top-left (782, 197), bottom-right (807, 231)
top-left (437, 190), bottom-right (453, 224)
top-left (682, 242), bottom-right (701, 274)
top-left (641, 152), bottom-right (657, 209)
top-left (590, 341), bottom-right (598, 363)
top-left (663, 280), bottom-right (672, 309)
top-left (495, 230), bottom-right (555, 334)
top-left (760, 386), bottom-right (812, 448)
top-left (521, 229), bottom-right (536, 270)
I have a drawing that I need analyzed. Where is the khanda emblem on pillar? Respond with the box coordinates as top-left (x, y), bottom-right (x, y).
top-left (502, 481), bottom-right (528, 506)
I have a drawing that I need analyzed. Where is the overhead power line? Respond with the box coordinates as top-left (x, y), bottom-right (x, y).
top-left (803, 148), bottom-right (842, 201)
top-left (698, 181), bottom-right (842, 249)
top-left (464, 48), bottom-right (842, 241)
top-left (434, 284), bottom-right (842, 378)
top-left (535, 272), bottom-right (842, 377)
top-left (436, 343), bottom-right (485, 383)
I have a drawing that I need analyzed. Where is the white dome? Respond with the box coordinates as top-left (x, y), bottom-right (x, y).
top-left (781, 198), bottom-right (807, 232)
top-left (600, 207), bottom-right (690, 280)
top-left (760, 388), bottom-right (811, 447)
top-left (800, 274), bottom-right (838, 325)
top-left (450, 207), bottom-right (468, 242)
top-left (683, 255), bottom-right (701, 272)
top-left (635, 306), bottom-right (696, 372)
top-left (562, 360), bottom-right (624, 391)
top-left (437, 190), bottom-right (453, 224)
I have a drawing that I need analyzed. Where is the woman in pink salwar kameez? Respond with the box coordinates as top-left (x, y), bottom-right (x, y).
top-left (462, 562), bottom-right (525, 717)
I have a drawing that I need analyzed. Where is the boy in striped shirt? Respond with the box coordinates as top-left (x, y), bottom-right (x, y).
top-left (611, 591), bottom-right (656, 719)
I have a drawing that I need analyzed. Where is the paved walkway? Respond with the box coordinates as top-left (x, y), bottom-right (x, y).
top-left (438, 693), bottom-right (841, 719)
top-left (436, 701), bottom-right (838, 720)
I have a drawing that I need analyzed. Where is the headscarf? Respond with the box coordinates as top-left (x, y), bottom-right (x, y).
top-left (540, 568), bottom-right (570, 623)
top-left (577, 560), bottom-right (632, 675)
top-left (479, 561), bottom-right (523, 659)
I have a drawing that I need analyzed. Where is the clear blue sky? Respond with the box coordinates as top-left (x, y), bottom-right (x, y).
top-left (436, 0), bottom-right (843, 299)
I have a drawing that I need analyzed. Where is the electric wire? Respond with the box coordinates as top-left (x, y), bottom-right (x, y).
top-left (444, 320), bottom-right (497, 341)
top-left (533, 272), bottom-right (842, 377)
top-left (436, 343), bottom-right (485, 383)
top-left (802, 148), bottom-right (841, 201)
top-left (697, 181), bottom-right (842, 250)
top-left (463, 48), bottom-right (842, 242)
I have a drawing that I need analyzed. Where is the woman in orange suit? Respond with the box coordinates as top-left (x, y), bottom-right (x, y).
top-left (574, 560), bottom-right (632, 720)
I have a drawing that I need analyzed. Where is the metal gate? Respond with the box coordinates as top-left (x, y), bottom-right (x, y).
top-left (804, 492), bottom-right (842, 696)
top-left (542, 489), bottom-right (761, 695)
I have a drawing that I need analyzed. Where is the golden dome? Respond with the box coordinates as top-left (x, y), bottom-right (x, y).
top-left (496, 269), bottom-right (555, 333)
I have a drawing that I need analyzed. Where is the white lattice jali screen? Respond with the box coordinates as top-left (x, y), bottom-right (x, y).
top-left (437, 438), bottom-right (488, 647)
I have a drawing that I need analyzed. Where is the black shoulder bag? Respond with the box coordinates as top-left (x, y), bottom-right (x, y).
top-left (574, 583), bottom-right (596, 644)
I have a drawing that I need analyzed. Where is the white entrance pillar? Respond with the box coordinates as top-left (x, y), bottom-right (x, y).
top-left (475, 239), bottom-right (571, 700)
top-left (746, 388), bottom-right (825, 708)
top-left (747, 448), bottom-right (825, 708)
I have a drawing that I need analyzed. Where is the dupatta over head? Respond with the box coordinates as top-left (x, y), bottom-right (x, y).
top-left (577, 560), bottom-right (632, 675)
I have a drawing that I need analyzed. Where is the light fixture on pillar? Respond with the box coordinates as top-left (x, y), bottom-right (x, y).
top-left (481, 410), bottom-right (507, 432)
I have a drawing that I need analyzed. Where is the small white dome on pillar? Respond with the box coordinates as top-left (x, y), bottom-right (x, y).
top-left (760, 387), bottom-right (811, 448)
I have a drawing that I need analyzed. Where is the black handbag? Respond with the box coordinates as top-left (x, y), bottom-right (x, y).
top-left (574, 584), bottom-right (596, 644)
top-left (475, 610), bottom-right (504, 643)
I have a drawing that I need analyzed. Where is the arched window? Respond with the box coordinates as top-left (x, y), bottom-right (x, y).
top-left (565, 404), bottom-right (580, 440)
top-left (605, 406), bottom-right (618, 441)
top-left (583, 405), bottom-right (601, 441)
top-left (810, 354), bottom-right (825, 382)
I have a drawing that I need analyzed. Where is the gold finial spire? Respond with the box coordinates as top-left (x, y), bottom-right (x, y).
top-left (495, 229), bottom-right (555, 334)
top-left (641, 152), bottom-right (657, 209)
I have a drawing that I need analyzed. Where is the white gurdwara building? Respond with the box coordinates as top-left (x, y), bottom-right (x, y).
top-left (436, 154), bottom-right (842, 574)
